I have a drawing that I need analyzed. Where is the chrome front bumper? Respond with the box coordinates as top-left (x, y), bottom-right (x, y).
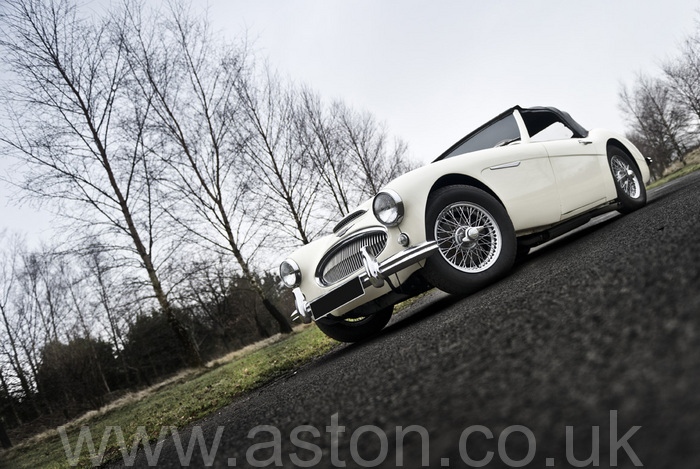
top-left (291, 241), bottom-right (438, 323)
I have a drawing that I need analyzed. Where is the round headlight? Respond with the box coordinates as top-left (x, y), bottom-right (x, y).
top-left (372, 189), bottom-right (404, 226)
top-left (279, 259), bottom-right (301, 288)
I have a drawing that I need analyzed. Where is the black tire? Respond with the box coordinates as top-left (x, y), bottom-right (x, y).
top-left (315, 306), bottom-right (393, 342)
top-left (422, 185), bottom-right (516, 295)
top-left (608, 146), bottom-right (646, 213)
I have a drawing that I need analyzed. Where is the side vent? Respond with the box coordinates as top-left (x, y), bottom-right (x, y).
top-left (333, 209), bottom-right (366, 235)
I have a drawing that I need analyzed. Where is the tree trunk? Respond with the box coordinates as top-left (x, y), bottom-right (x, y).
top-left (54, 25), bottom-right (205, 369)
top-left (0, 305), bottom-right (40, 418)
top-left (0, 419), bottom-right (11, 449)
top-left (71, 286), bottom-right (112, 394)
top-left (95, 265), bottom-right (132, 386)
top-left (0, 371), bottom-right (21, 426)
top-left (99, 140), bottom-right (203, 367)
top-left (20, 342), bottom-right (51, 415)
top-left (218, 205), bottom-right (293, 334)
top-left (261, 297), bottom-right (292, 334)
top-left (254, 311), bottom-right (271, 339)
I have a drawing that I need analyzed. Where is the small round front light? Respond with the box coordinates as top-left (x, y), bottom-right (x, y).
top-left (279, 259), bottom-right (301, 288)
top-left (372, 189), bottom-right (404, 226)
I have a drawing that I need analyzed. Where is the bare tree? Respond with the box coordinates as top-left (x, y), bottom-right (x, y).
top-left (336, 102), bottom-right (413, 202)
top-left (238, 70), bottom-right (416, 244)
top-left (118, 1), bottom-right (292, 333)
top-left (0, 234), bottom-right (40, 418)
top-left (62, 260), bottom-right (112, 395)
top-left (0, 361), bottom-right (21, 427)
top-left (0, 414), bottom-right (11, 448)
top-left (238, 67), bottom-right (324, 244)
top-left (0, 347), bottom-right (22, 447)
top-left (663, 35), bottom-right (700, 137)
top-left (619, 74), bottom-right (691, 175)
top-left (19, 247), bottom-right (70, 344)
top-left (292, 87), bottom-right (418, 226)
top-left (0, 0), bottom-right (203, 366)
top-left (295, 86), bottom-right (353, 218)
top-left (80, 244), bottom-right (132, 384)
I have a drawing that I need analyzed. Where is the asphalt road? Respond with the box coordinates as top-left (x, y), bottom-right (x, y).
top-left (123, 171), bottom-right (700, 468)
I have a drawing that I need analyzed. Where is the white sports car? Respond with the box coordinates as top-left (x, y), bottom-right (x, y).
top-left (279, 106), bottom-right (650, 342)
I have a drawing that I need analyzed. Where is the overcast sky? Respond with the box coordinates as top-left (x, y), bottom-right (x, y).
top-left (2, 0), bottom-right (698, 243)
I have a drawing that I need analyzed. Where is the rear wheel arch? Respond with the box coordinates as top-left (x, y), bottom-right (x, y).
top-left (607, 139), bottom-right (642, 175)
top-left (607, 144), bottom-right (646, 213)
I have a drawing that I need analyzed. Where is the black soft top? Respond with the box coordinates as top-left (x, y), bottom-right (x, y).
top-left (434, 105), bottom-right (588, 162)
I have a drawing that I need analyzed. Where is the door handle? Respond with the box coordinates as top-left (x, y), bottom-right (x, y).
top-left (578, 140), bottom-right (593, 145)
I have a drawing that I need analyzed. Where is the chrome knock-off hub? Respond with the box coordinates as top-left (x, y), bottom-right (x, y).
top-left (454, 226), bottom-right (484, 247)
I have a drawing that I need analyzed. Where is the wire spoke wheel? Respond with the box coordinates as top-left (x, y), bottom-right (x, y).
top-left (607, 146), bottom-right (646, 214)
top-left (315, 307), bottom-right (393, 342)
top-left (434, 202), bottom-right (502, 273)
top-left (423, 185), bottom-right (516, 295)
top-left (611, 155), bottom-right (641, 199)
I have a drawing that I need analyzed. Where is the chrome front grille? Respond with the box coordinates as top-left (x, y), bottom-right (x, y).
top-left (318, 230), bottom-right (388, 285)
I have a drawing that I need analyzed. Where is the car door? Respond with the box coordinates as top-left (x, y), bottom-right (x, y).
top-left (461, 110), bottom-right (562, 231)
top-left (541, 138), bottom-right (607, 217)
top-left (476, 142), bottom-right (563, 231)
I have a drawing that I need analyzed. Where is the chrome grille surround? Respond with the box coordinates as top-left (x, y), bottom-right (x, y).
top-left (317, 229), bottom-right (388, 286)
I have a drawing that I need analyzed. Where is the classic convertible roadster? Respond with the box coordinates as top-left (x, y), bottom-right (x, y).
top-left (279, 106), bottom-right (650, 342)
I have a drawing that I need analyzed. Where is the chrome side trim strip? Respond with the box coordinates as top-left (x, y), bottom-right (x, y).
top-left (489, 161), bottom-right (521, 170)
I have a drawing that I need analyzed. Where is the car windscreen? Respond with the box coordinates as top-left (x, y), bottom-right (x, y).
top-left (443, 113), bottom-right (520, 159)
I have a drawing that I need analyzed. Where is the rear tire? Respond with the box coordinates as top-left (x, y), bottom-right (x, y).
top-left (315, 307), bottom-right (393, 342)
top-left (422, 185), bottom-right (516, 295)
top-left (608, 146), bottom-right (646, 213)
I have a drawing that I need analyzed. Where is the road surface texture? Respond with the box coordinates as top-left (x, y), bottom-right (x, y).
top-left (122, 172), bottom-right (700, 468)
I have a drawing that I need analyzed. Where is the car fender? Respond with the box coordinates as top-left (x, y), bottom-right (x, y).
top-left (584, 129), bottom-right (651, 202)
top-left (383, 143), bottom-right (563, 240)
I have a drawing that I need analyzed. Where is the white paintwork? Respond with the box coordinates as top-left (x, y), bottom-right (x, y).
top-left (285, 108), bottom-right (651, 318)
top-left (541, 138), bottom-right (606, 215)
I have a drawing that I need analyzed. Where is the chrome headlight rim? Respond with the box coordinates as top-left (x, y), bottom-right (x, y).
top-left (279, 259), bottom-right (302, 288)
top-left (372, 189), bottom-right (404, 227)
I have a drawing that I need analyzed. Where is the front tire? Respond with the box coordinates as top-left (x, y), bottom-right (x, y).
top-left (608, 146), bottom-right (646, 213)
top-left (422, 185), bottom-right (516, 295)
top-left (315, 307), bottom-right (393, 342)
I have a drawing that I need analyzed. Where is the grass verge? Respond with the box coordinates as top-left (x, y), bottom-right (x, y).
top-left (647, 162), bottom-right (700, 189)
top-left (0, 325), bottom-right (336, 468)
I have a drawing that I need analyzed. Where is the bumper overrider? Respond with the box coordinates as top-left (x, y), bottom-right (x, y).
top-left (291, 241), bottom-right (438, 324)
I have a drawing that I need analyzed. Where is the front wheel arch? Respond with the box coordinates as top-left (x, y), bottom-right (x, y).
top-left (428, 174), bottom-right (505, 212)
